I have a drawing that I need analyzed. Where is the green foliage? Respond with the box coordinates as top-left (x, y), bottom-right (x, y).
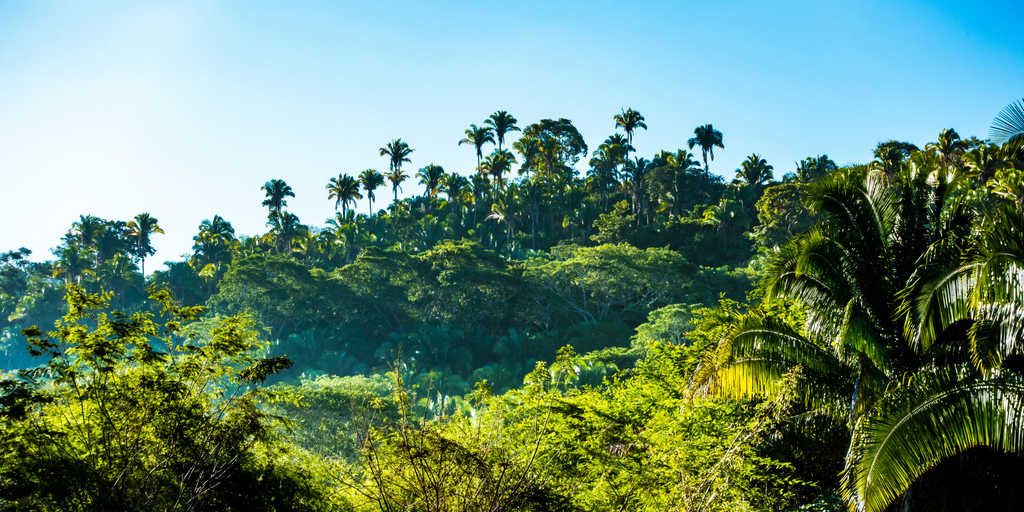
top-left (0, 286), bottom-right (335, 511)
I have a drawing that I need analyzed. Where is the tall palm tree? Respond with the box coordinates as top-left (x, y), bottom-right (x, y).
top-left (326, 173), bottom-right (363, 216)
top-left (359, 169), bottom-right (386, 216)
top-left (485, 111), bottom-right (520, 152)
top-left (126, 213), bottom-right (164, 276)
top-left (380, 139), bottom-right (414, 206)
top-left (416, 164), bottom-right (446, 198)
top-left (261, 179), bottom-right (295, 217)
top-left (613, 108), bottom-right (647, 150)
top-left (459, 124), bottom-right (494, 171)
top-left (693, 163), bottom-right (1024, 512)
top-left (687, 124), bottom-right (724, 175)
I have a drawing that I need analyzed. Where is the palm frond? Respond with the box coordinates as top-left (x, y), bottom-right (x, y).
top-left (842, 370), bottom-right (1024, 512)
top-left (990, 99), bottom-right (1024, 148)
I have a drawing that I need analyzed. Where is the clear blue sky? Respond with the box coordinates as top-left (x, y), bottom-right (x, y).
top-left (1, 0), bottom-right (1022, 268)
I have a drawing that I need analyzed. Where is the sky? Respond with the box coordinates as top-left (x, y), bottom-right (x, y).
top-left (1, 0), bottom-right (1022, 270)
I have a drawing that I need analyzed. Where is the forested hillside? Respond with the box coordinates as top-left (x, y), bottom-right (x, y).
top-left (1, 102), bottom-right (1023, 511)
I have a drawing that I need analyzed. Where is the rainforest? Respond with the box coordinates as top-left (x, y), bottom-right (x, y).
top-left (0, 100), bottom-right (1023, 511)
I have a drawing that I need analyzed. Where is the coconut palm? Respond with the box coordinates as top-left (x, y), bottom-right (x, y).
top-left (459, 124), bottom-right (494, 171)
top-left (359, 169), bottom-right (387, 216)
top-left (261, 179), bottom-right (294, 217)
top-left (687, 124), bottom-right (724, 175)
top-left (326, 173), bottom-right (363, 216)
top-left (126, 213), bottom-right (164, 276)
top-left (613, 108), bottom-right (647, 150)
top-left (416, 164), bottom-right (446, 199)
top-left (485, 111), bottom-right (520, 151)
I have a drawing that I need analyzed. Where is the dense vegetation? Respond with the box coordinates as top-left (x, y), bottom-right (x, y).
top-left (1, 101), bottom-right (1023, 510)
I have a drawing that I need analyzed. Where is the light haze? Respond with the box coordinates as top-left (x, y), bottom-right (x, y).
top-left (1, 0), bottom-right (1022, 269)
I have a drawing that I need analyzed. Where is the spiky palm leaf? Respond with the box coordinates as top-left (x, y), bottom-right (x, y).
top-left (990, 98), bottom-right (1024, 149)
top-left (842, 369), bottom-right (1024, 512)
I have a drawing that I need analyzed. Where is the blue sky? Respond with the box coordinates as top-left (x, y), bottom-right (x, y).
top-left (1, 0), bottom-right (1022, 268)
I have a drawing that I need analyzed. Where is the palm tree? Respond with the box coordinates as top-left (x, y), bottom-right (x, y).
top-left (792, 155), bottom-right (837, 183)
top-left (486, 183), bottom-right (522, 246)
top-left (512, 136), bottom-right (540, 180)
top-left (925, 128), bottom-right (968, 170)
top-left (687, 124), bottom-right (724, 175)
top-left (666, 149), bottom-right (702, 216)
top-left (380, 139), bottom-right (414, 207)
top-left (385, 168), bottom-right (409, 208)
top-left (963, 144), bottom-right (1010, 184)
top-left (693, 163), bottom-right (1024, 512)
top-left (96, 253), bottom-right (142, 308)
top-left (734, 154), bottom-right (774, 195)
top-left (485, 111), bottom-right (520, 152)
top-left (613, 108), bottom-right (647, 150)
top-left (480, 149), bottom-right (517, 193)
top-left (192, 215), bottom-right (236, 269)
top-left (442, 173), bottom-right (471, 210)
top-left (267, 211), bottom-right (306, 255)
top-left (53, 244), bottom-right (94, 284)
top-left (459, 124), bottom-right (494, 171)
top-left (72, 215), bottom-right (104, 249)
top-left (623, 157), bottom-right (649, 223)
top-left (126, 213), bottom-right (164, 276)
top-left (359, 169), bottom-right (386, 216)
top-left (261, 179), bottom-right (295, 217)
top-left (326, 173), bottom-right (363, 216)
top-left (416, 164), bottom-right (446, 198)
top-left (588, 144), bottom-right (622, 208)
